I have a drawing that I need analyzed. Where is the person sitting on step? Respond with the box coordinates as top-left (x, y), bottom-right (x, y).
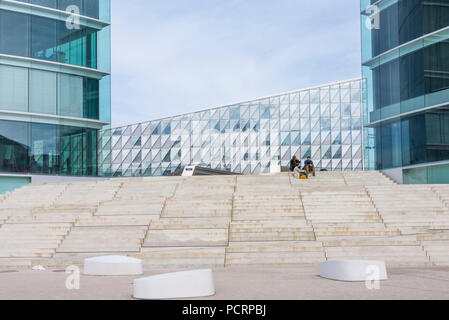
top-left (289, 156), bottom-right (300, 172)
top-left (290, 156), bottom-right (307, 179)
top-left (303, 156), bottom-right (316, 177)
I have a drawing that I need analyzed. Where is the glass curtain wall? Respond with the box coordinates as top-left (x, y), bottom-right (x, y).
top-left (0, 9), bottom-right (98, 68)
top-left (362, 0), bottom-right (449, 171)
top-left (0, 64), bottom-right (100, 120)
top-left (14, 0), bottom-right (110, 21)
top-left (0, 1), bottom-right (110, 178)
top-left (0, 119), bottom-right (97, 176)
top-left (371, 108), bottom-right (449, 170)
top-left (100, 79), bottom-right (363, 177)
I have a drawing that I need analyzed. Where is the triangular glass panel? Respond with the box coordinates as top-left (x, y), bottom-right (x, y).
top-left (332, 146), bottom-right (342, 159)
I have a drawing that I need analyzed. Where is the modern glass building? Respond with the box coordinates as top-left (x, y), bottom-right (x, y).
top-left (361, 0), bottom-right (449, 183)
top-left (101, 79), bottom-right (363, 177)
top-left (0, 0), bottom-right (111, 187)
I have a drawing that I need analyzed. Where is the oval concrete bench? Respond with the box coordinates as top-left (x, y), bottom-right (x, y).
top-left (133, 269), bottom-right (215, 299)
top-left (83, 255), bottom-right (143, 276)
top-left (320, 260), bottom-right (388, 282)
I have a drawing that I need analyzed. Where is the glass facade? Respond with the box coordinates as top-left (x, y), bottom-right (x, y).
top-left (100, 79), bottom-right (363, 177)
top-left (403, 163), bottom-right (449, 184)
top-left (0, 0), bottom-right (110, 177)
top-left (0, 64), bottom-right (100, 119)
top-left (14, 0), bottom-right (111, 21)
top-left (361, 0), bottom-right (449, 182)
top-left (0, 9), bottom-right (98, 68)
top-left (0, 119), bottom-right (98, 176)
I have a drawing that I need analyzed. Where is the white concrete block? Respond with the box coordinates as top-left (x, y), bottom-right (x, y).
top-left (83, 255), bottom-right (143, 276)
top-left (133, 269), bottom-right (215, 299)
top-left (320, 260), bottom-right (388, 282)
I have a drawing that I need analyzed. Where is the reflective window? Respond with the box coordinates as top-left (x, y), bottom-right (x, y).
top-left (31, 0), bottom-right (58, 8)
top-left (370, 41), bottom-right (449, 116)
top-left (15, 0), bottom-right (104, 20)
top-left (372, 3), bottom-right (399, 57)
top-left (30, 123), bottom-right (60, 174)
top-left (370, 0), bottom-right (449, 58)
top-left (57, 19), bottom-right (97, 68)
top-left (58, 0), bottom-right (83, 13)
top-left (0, 9), bottom-right (98, 69)
top-left (30, 69), bottom-right (57, 115)
top-left (59, 73), bottom-right (84, 118)
top-left (85, 0), bottom-right (100, 19)
top-left (31, 15), bottom-right (57, 62)
top-left (84, 78), bottom-right (99, 119)
top-left (0, 120), bottom-right (30, 173)
top-left (0, 120), bottom-right (99, 176)
top-left (0, 10), bottom-right (29, 57)
top-left (0, 65), bottom-right (29, 112)
top-left (372, 59), bottom-right (400, 110)
top-left (371, 108), bottom-right (449, 170)
top-left (0, 64), bottom-right (99, 120)
top-left (424, 42), bottom-right (449, 95)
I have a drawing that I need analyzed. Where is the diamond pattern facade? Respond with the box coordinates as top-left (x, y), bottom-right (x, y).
top-left (100, 79), bottom-right (363, 177)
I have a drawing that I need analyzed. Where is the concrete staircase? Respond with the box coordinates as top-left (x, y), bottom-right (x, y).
top-left (1, 171), bottom-right (449, 270)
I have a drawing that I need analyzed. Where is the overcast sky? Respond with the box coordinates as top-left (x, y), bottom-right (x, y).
top-left (110, 0), bottom-right (362, 127)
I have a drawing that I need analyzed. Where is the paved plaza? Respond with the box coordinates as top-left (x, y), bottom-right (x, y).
top-left (1, 266), bottom-right (449, 300)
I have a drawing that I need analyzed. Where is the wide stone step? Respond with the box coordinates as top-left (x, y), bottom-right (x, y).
top-left (386, 222), bottom-right (449, 227)
top-left (143, 229), bottom-right (228, 247)
top-left (163, 210), bottom-right (231, 218)
top-left (324, 256), bottom-right (431, 267)
top-left (324, 237), bottom-right (420, 247)
top-left (58, 235), bottom-right (143, 242)
top-left (129, 247), bottom-right (226, 268)
top-left (0, 235), bottom-right (65, 240)
top-left (421, 239), bottom-right (449, 245)
top-left (308, 210), bottom-right (378, 215)
top-left (227, 241), bottom-right (323, 253)
top-left (314, 225), bottom-right (387, 231)
top-left (230, 232), bottom-right (315, 242)
top-left (231, 220), bottom-right (309, 227)
top-left (0, 223), bottom-right (72, 229)
top-left (100, 200), bottom-right (166, 207)
top-left (309, 217), bottom-right (382, 222)
top-left (316, 230), bottom-right (400, 237)
top-left (44, 252), bottom-right (138, 267)
top-left (0, 240), bottom-right (60, 248)
top-left (33, 206), bottom-right (96, 214)
top-left (57, 226), bottom-right (147, 253)
top-left (0, 228), bottom-right (70, 235)
top-left (57, 245), bottom-right (141, 253)
top-left (7, 215), bottom-right (81, 224)
top-left (426, 249), bottom-right (449, 258)
top-left (0, 258), bottom-right (34, 269)
top-left (0, 251), bottom-right (54, 258)
top-left (233, 205), bottom-right (303, 209)
top-left (135, 247), bottom-right (226, 258)
top-left (150, 218), bottom-right (229, 230)
top-left (306, 212), bottom-right (379, 216)
top-left (76, 215), bottom-right (156, 226)
top-left (231, 221), bottom-right (312, 228)
top-left (325, 246), bottom-right (425, 254)
top-left (316, 234), bottom-right (404, 241)
top-left (226, 252), bottom-right (325, 266)
top-left (233, 214), bottom-right (306, 221)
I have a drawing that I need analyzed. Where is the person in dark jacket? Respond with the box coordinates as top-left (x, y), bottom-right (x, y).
top-left (289, 156), bottom-right (300, 172)
top-left (303, 156), bottom-right (316, 177)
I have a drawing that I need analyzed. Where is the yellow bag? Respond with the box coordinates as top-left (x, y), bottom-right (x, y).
top-left (300, 175), bottom-right (307, 180)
